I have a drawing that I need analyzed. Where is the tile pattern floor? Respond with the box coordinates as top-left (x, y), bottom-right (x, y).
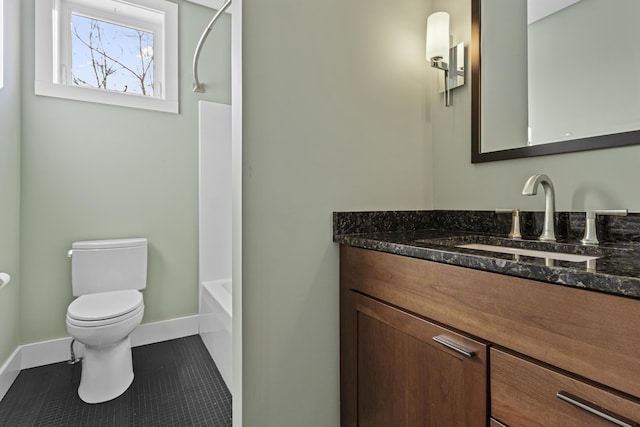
top-left (0, 335), bottom-right (232, 426)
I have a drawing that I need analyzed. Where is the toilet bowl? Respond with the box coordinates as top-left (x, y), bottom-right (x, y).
top-left (66, 289), bottom-right (144, 403)
top-left (66, 238), bottom-right (148, 404)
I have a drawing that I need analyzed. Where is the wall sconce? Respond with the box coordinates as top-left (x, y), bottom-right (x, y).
top-left (426, 11), bottom-right (465, 107)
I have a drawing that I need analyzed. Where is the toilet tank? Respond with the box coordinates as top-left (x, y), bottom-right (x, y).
top-left (71, 238), bottom-right (148, 296)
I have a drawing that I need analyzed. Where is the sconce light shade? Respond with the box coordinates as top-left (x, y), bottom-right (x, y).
top-left (425, 10), bottom-right (464, 107)
top-left (426, 11), bottom-right (450, 62)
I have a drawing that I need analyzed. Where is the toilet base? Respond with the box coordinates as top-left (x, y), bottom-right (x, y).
top-left (78, 337), bottom-right (134, 404)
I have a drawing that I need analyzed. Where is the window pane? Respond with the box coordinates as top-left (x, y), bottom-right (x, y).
top-left (71, 14), bottom-right (154, 96)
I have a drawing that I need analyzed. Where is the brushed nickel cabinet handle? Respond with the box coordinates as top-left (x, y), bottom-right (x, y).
top-left (432, 335), bottom-right (476, 358)
top-left (556, 391), bottom-right (639, 427)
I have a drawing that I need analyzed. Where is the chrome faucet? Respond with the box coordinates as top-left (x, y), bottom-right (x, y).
top-left (522, 174), bottom-right (556, 241)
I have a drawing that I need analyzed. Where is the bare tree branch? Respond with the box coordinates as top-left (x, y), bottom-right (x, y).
top-left (71, 18), bottom-right (153, 95)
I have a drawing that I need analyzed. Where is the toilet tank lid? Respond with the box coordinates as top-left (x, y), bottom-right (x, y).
top-left (72, 238), bottom-right (147, 250)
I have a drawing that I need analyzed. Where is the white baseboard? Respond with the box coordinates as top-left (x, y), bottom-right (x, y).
top-left (0, 315), bottom-right (199, 402)
top-left (21, 336), bottom-right (76, 370)
top-left (0, 347), bottom-right (21, 401)
top-left (130, 315), bottom-right (199, 347)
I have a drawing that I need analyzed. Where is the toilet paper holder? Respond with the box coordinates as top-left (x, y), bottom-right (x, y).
top-left (0, 272), bottom-right (11, 289)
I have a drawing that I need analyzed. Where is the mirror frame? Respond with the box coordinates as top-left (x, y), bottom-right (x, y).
top-left (471, 0), bottom-right (640, 163)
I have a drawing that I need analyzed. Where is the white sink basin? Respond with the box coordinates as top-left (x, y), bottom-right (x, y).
top-left (457, 243), bottom-right (599, 262)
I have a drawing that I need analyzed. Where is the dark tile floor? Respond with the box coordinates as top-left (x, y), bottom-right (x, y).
top-left (0, 335), bottom-right (232, 426)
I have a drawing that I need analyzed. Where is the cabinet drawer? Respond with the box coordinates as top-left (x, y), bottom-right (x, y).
top-left (491, 348), bottom-right (640, 426)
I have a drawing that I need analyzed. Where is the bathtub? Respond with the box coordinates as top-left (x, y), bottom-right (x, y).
top-left (199, 279), bottom-right (232, 393)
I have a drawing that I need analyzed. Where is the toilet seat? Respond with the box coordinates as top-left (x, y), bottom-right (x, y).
top-left (67, 290), bottom-right (143, 327)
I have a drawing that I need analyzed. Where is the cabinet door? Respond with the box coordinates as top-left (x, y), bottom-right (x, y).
top-left (491, 348), bottom-right (640, 426)
top-left (341, 291), bottom-right (487, 427)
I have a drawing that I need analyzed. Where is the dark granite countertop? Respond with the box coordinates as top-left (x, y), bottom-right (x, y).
top-left (333, 211), bottom-right (640, 300)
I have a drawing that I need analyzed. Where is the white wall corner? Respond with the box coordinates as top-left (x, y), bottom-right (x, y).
top-left (0, 347), bottom-right (22, 402)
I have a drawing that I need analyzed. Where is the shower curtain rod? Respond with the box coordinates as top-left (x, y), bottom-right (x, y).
top-left (192, 0), bottom-right (233, 93)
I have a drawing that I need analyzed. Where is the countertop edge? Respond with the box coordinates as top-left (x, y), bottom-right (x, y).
top-left (335, 233), bottom-right (640, 300)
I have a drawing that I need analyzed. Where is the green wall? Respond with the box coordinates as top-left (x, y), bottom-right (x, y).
top-left (242, 0), bottom-right (640, 424)
top-left (9, 0), bottom-right (636, 424)
top-left (431, 0), bottom-right (640, 213)
top-left (0, 0), bottom-right (21, 365)
top-left (18, 0), bottom-right (231, 344)
top-left (242, 0), bottom-right (432, 424)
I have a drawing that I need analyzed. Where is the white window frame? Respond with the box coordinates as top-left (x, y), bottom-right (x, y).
top-left (35, 0), bottom-right (178, 113)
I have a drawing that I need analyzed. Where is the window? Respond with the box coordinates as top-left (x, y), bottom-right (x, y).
top-left (35, 0), bottom-right (178, 113)
top-left (69, 13), bottom-right (155, 95)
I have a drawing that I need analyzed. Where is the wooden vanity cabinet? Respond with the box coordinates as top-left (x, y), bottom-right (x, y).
top-left (341, 290), bottom-right (487, 426)
top-left (340, 245), bottom-right (640, 426)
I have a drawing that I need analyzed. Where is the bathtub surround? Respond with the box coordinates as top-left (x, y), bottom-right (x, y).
top-left (198, 101), bottom-right (232, 285)
top-left (200, 279), bottom-right (233, 392)
top-left (198, 100), bottom-right (233, 393)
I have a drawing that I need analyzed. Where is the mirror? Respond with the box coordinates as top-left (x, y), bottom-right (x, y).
top-left (471, 0), bottom-right (640, 163)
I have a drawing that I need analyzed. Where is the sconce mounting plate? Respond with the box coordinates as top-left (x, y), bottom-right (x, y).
top-left (440, 42), bottom-right (465, 93)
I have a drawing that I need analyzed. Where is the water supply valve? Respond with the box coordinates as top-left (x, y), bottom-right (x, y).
top-left (495, 209), bottom-right (522, 239)
top-left (580, 209), bottom-right (627, 245)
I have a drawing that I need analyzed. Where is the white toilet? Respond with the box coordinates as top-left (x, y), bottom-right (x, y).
top-left (66, 238), bottom-right (147, 404)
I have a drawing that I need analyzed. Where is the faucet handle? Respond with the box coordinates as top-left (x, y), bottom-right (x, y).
top-left (496, 209), bottom-right (522, 239)
top-left (580, 209), bottom-right (627, 245)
